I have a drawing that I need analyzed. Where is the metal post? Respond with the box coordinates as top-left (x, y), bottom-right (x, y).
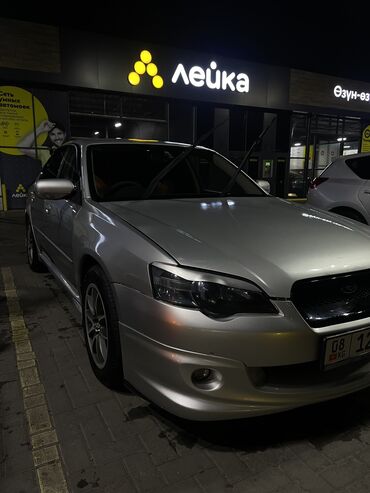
top-left (2, 183), bottom-right (7, 211)
top-left (303, 113), bottom-right (312, 196)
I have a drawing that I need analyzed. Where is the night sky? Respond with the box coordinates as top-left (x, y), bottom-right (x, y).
top-left (2, 2), bottom-right (370, 81)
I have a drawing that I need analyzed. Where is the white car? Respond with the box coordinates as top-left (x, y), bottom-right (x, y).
top-left (24, 139), bottom-right (370, 420)
top-left (307, 152), bottom-right (370, 224)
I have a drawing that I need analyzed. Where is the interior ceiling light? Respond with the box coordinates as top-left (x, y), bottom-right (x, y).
top-left (294, 142), bottom-right (302, 146)
top-left (337, 137), bottom-right (347, 142)
top-left (94, 131), bottom-right (100, 135)
top-left (114, 122), bottom-right (122, 128)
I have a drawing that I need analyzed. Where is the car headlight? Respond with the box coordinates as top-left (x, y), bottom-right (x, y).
top-left (150, 264), bottom-right (277, 318)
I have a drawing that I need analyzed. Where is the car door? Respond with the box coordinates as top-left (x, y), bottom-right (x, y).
top-left (55, 144), bottom-right (82, 286)
top-left (357, 179), bottom-right (370, 215)
top-left (31, 149), bottom-right (65, 256)
top-left (345, 156), bottom-right (370, 219)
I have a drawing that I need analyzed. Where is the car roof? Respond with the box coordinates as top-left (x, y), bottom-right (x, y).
top-left (320, 151), bottom-right (370, 179)
top-left (65, 137), bottom-right (195, 149)
top-left (333, 152), bottom-right (370, 163)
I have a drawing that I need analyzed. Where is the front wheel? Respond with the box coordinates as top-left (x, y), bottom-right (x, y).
top-left (82, 266), bottom-right (124, 388)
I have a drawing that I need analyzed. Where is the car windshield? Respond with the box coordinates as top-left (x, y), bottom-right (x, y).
top-left (87, 143), bottom-right (266, 201)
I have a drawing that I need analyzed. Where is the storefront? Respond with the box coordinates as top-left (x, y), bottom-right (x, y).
top-left (288, 69), bottom-right (370, 198)
top-left (1, 18), bottom-right (370, 208)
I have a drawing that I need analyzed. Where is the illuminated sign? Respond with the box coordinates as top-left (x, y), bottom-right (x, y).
top-left (361, 125), bottom-right (370, 152)
top-left (334, 84), bottom-right (370, 103)
top-left (128, 51), bottom-right (250, 94)
top-left (172, 61), bottom-right (249, 93)
top-left (0, 86), bottom-right (48, 155)
top-left (128, 50), bottom-right (164, 89)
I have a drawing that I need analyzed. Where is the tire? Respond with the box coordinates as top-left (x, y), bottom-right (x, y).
top-left (26, 220), bottom-right (46, 272)
top-left (82, 265), bottom-right (124, 388)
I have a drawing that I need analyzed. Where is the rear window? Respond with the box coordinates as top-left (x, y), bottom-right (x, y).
top-left (346, 156), bottom-right (370, 179)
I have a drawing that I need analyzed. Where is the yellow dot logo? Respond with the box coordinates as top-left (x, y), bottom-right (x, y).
top-left (140, 50), bottom-right (152, 64)
top-left (128, 72), bottom-right (140, 86)
top-left (16, 184), bottom-right (26, 193)
top-left (152, 75), bottom-right (164, 89)
top-left (134, 61), bottom-right (146, 75)
top-left (146, 63), bottom-right (158, 77)
top-left (127, 50), bottom-right (164, 89)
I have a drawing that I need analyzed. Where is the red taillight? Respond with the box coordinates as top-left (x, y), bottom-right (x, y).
top-left (309, 177), bottom-right (328, 189)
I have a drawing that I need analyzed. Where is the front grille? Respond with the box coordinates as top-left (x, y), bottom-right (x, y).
top-left (291, 269), bottom-right (370, 328)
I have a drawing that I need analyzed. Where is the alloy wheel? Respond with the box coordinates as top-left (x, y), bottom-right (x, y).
top-left (84, 283), bottom-right (109, 369)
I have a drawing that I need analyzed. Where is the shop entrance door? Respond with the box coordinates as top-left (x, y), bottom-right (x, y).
top-left (274, 157), bottom-right (288, 197)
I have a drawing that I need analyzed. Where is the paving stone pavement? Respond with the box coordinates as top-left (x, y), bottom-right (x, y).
top-left (3, 211), bottom-right (370, 492)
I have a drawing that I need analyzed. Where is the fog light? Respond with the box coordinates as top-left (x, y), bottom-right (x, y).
top-left (191, 368), bottom-right (222, 390)
top-left (192, 368), bottom-right (213, 383)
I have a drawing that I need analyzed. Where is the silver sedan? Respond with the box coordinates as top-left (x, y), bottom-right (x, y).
top-left (26, 139), bottom-right (370, 420)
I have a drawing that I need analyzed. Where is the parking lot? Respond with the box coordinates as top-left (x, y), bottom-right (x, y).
top-left (3, 211), bottom-right (370, 492)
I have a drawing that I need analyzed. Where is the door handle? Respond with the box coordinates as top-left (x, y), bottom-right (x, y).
top-left (363, 190), bottom-right (370, 194)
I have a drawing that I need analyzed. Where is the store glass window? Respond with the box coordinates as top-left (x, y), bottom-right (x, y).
top-left (289, 113), bottom-right (308, 198)
top-left (122, 96), bottom-right (167, 120)
top-left (69, 91), bottom-right (168, 141)
top-left (312, 115), bottom-right (361, 176)
top-left (289, 113), bottom-right (361, 198)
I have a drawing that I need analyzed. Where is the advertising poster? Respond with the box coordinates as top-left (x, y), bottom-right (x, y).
top-left (361, 124), bottom-right (370, 153)
top-left (0, 86), bottom-right (69, 209)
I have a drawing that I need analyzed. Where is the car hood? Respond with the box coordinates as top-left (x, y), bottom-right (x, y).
top-left (102, 197), bottom-right (370, 297)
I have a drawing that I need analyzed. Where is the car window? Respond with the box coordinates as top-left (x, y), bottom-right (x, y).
top-left (188, 153), bottom-right (250, 196)
top-left (87, 144), bottom-right (265, 201)
top-left (38, 148), bottom-right (66, 180)
top-left (58, 145), bottom-right (80, 185)
top-left (346, 156), bottom-right (370, 179)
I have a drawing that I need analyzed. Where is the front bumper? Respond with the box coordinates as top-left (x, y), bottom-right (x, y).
top-left (113, 283), bottom-right (370, 420)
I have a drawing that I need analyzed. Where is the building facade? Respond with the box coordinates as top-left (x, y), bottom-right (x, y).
top-left (1, 18), bottom-right (370, 208)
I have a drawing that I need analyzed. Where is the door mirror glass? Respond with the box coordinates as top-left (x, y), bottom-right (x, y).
top-left (256, 179), bottom-right (271, 194)
top-left (35, 179), bottom-right (75, 200)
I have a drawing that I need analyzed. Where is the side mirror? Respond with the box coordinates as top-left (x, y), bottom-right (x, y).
top-left (35, 179), bottom-right (75, 200)
top-left (256, 179), bottom-right (271, 194)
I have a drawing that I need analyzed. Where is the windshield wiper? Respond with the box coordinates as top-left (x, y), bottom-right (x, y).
top-left (222, 116), bottom-right (277, 195)
top-left (142, 118), bottom-right (229, 199)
